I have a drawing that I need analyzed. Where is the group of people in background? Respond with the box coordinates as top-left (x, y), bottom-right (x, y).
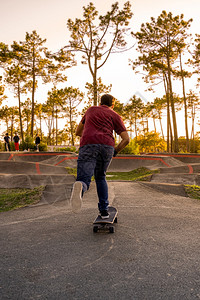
top-left (3, 133), bottom-right (40, 152)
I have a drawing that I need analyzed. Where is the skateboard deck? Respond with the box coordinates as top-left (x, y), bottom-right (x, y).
top-left (93, 206), bottom-right (118, 233)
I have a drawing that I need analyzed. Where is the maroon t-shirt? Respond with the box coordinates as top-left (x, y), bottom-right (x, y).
top-left (80, 105), bottom-right (127, 147)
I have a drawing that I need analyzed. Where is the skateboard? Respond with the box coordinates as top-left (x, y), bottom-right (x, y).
top-left (93, 206), bottom-right (118, 233)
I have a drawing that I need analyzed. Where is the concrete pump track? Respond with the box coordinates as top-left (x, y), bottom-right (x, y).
top-left (1, 152), bottom-right (200, 299)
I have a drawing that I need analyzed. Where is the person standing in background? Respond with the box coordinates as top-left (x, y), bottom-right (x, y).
top-left (13, 133), bottom-right (20, 151)
top-left (4, 133), bottom-right (11, 151)
top-left (35, 134), bottom-right (40, 152)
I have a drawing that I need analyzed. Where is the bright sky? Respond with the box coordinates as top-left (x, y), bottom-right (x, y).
top-left (0, 0), bottom-right (200, 135)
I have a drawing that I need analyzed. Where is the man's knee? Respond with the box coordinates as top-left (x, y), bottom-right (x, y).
top-left (95, 174), bottom-right (106, 182)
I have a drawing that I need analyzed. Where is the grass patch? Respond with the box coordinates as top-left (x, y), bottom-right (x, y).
top-left (66, 167), bottom-right (77, 177)
top-left (184, 185), bottom-right (200, 200)
top-left (0, 186), bottom-right (45, 212)
top-left (66, 166), bottom-right (158, 181)
top-left (106, 167), bottom-right (159, 181)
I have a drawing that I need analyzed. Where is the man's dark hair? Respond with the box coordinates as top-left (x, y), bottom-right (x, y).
top-left (100, 94), bottom-right (115, 107)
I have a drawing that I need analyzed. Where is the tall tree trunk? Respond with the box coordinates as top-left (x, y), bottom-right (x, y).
top-left (10, 108), bottom-right (14, 140)
top-left (69, 100), bottom-right (74, 145)
top-left (56, 107), bottom-right (58, 145)
top-left (17, 80), bottom-right (24, 142)
top-left (26, 115), bottom-right (28, 135)
top-left (31, 75), bottom-right (35, 137)
top-left (93, 56), bottom-right (98, 106)
top-left (130, 121), bottom-right (133, 139)
top-left (167, 97), bottom-right (170, 152)
top-left (191, 103), bottom-right (195, 152)
top-left (166, 36), bottom-right (179, 152)
top-left (47, 115), bottom-right (53, 145)
top-left (166, 59), bottom-right (179, 152)
top-left (52, 105), bottom-right (55, 144)
top-left (163, 74), bottom-right (170, 152)
top-left (31, 48), bottom-right (35, 137)
top-left (39, 113), bottom-right (42, 140)
top-left (6, 116), bottom-right (9, 133)
top-left (134, 117), bottom-right (137, 140)
top-left (169, 112), bottom-right (174, 152)
top-left (179, 51), bottom-right (189, 152)
top-left (142, 117), bottom-right (145, 134)
top-left (48, 118), bottom-right (52, 145)
top-left (158, 111), bottom-right (164, 139)
top-left (153, 116), bottom-right (156, 132)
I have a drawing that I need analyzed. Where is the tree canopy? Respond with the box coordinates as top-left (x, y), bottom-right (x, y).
top-left (66, 1), bottom-right (133, 105)
top-left (0, 4), bottom-right (200, 153)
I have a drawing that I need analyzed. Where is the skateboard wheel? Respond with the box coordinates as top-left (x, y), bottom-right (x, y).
top-left (93, 226), bottom-right (98, 233)
top-left (109, 226), bottom-right (115, 233)
top-left (114, 217), bottom-right (118, 223)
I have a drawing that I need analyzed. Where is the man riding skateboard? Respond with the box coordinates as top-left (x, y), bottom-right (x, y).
top-left (70, 94), bottom-right (129, 218)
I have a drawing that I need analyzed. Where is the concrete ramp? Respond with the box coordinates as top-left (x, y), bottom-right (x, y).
top-left (159, 162), bottom-right (200, 174)
top-left (0, 153), bottom-right (12, 160)
top-left (151, 173), bottom-right (198, 185)
top-left (108, 155), bottom-right (185, 172)
top-left (41, 183), bottom-right (74, 205)
top-left (139, 182), bottom-right (188, 197)
top-left (0, 174), bottom-right (75, 188)
top-left (0, 154), bottom-right (76, 206)
top-left (1, 152), bottom-right (200, 201)
top-left (42, 155), bottom-right (78, 168)
top-left (0, 160), bottom-right (68, 175)
top-left (0, 152), bottom-right (75, 162)
top-left (147, 153), bottom-right (200, 164)
top-left (188, 163), bottom-right (200, 173)
top-left (0, 173), bottom-right (75, 206)
top-left (47, 154), bottom-right (185, 172)
top-left (160, 165), bottom-right (193, 174)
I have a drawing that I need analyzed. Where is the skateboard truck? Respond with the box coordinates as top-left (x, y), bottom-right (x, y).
top-left (93, 207), bottom-right (118, 233)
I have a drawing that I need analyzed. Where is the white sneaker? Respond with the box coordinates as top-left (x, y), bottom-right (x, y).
top-left (70, 181), bottom-right (83, 212)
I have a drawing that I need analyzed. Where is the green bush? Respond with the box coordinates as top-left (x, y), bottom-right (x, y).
top-left (136, 132), bottom-right (166, 153)
top-left (10, 142), bottom-right (15, 151)
top-left (19, 136), bottom-right (35, 151)
top-left (39, 142), bottom-right (47, 151)
top-left (0, 141), bottom-right (15, 151)
top-left (18, 136), bottom-right (47, 151)
top-left (55, 146), bottom-right (77, 153)
top-left (0, 142), bottom-right (3, 151)
top-left (120, 139), bottom-right (140, 155)
top-left (178, 137), bottom-right (200, 153)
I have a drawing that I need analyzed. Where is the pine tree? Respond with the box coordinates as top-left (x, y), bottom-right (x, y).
top-left (66, 2), bottom-right (133, 105)
top-left (132, 11), bottom-right (192, 152)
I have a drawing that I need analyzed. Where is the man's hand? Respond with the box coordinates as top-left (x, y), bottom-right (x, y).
top-left (114, 131), bottom-right (130, 154)
top-left (113, 149), bottom-right (118, 157)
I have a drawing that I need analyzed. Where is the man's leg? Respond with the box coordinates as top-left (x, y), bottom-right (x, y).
top-left (70, 145), bottom-right (97, 212)
top-left (94, 145), bottom-right (114, 216)
top-left (70, 181), bottom-right (83, 212)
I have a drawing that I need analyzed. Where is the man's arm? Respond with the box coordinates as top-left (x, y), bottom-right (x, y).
top-left (114, 131), bottom-right (130, 155)
top-left (76, 121), bottom-right (84, 137)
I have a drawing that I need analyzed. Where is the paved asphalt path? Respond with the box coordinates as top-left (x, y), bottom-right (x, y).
top-left (1, 182), bottom-right (200, 300)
